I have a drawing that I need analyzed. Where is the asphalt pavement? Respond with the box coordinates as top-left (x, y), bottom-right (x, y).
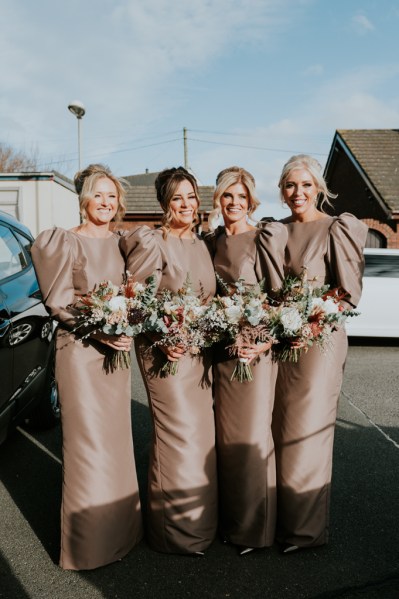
top-left (0, 340), bottom-right (398, 599)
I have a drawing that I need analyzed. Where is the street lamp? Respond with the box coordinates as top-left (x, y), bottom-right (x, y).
top-left (68, 100), bottom-right (86, 170)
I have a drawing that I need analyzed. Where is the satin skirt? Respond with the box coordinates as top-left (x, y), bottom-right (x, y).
top-left (55, 330), bottom-right (143, 570)
top-left (213, 346), bottom-right (277, 548)
top-left (273, 327), bottom-right (348, 547)
top-left (135, 335), bottom-right (218, 554)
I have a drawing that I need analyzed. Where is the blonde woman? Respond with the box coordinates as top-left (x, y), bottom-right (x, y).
top-left (31, 164), bottom-right (143, 570)
top-left (206, 166), bottom-right (287, 555)
top-left (120, 167), bottom-right (217, 555)
top-left (273, 154), bottom-right (368, 553)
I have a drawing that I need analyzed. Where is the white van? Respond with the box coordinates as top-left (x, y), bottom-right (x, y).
top-left (345, 248), bottom-right (399, 337)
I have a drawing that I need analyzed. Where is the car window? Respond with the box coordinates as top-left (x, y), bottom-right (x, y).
top-left (14, 230), bottom-right (33, 259)
top-left (364, 254), bottom-right (399, 278)
top-left (0, 224), bottom-right (28, 281)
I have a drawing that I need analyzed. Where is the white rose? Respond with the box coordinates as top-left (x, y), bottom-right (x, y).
top-left (322, 298), bottom-right (340, 314)
top-left (311, 297), bottom-right (325, 311)
top-left (220, 296), bottom-right (234, 308)
top-left (279, 306), bottom-right (303, 333)
top-left (225, 305), bottom-right (241, 324)
top-left (108, 296), bottom-right (127, 312)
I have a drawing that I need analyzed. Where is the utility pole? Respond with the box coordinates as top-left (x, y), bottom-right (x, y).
top-left (183, 127), bottom-right (188, 169)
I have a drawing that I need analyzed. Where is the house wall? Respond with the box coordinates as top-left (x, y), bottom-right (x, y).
top-left (326, 154), bottom-right (390, 222)
top-left (325, 150), bottom-right (399, 248)
top-left (0, 178), bottom-right (79, 237)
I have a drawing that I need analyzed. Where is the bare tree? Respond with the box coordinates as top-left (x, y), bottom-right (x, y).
top-left (0, 143), bottom-right (39, 172)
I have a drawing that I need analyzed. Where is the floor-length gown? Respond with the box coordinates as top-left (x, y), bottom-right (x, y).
top-left (120, 227), bottom-right (218, 554)
top-left (32, 228), bottom-right (143, 570)
top-left (208, 222), bottom-right (287, 548)
top-left (272, 213), bottom-right (368, 548)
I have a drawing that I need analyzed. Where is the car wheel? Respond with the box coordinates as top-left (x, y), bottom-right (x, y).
top-left (9, 321), bottom-right (35, 346)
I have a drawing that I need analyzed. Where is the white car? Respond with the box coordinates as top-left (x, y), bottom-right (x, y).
top-left (345, 248), bottom-right (399, 337)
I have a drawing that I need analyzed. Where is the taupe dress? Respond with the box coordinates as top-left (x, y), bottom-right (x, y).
top-left (208, 222), bottom-right (287, 548)
top-left (31, 228), bottom-right (143, 570)
top-left (273, 213), bottom-right (368, 548)
top-left (120, 227), bottom-right (218, 554)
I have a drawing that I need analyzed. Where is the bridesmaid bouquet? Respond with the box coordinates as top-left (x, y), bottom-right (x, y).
top-left (144, 274), bottom-right (212, 376)
top-left (72, 272), bottom-right (157, 372)
top-left (269, 268), bottom-right (359, 362)
top-left (202, 275), bottom-right (274, 382)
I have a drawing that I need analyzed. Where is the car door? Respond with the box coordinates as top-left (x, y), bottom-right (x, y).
top-left (0, 223), bottom-right (51, 417)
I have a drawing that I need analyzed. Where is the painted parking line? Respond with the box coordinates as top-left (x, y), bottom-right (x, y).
top-left (16, 426), bottom-right (62, 465)
top-left (341, 391), bottom-right (399, 450)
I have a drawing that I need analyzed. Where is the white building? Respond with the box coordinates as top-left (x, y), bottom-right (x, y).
top-left (0, 171), bottom-right (79, 237)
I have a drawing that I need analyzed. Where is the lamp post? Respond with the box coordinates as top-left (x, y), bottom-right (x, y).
top-left (68, 100), bottom-right (85, 170)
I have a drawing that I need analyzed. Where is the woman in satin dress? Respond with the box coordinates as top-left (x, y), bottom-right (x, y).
top-left (206, 166), bottom-right (287, 555)
top-left (120, 167), bottom-right (218, 555)
top-left (31, 164), bottom-right (143, 570)
top-left (272, 154), bottom-right (368, 553)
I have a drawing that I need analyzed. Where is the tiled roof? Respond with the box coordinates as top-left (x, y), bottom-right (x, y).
top-left (125, 183), bottom-right (215, 214)
top-left (337, 129), bottom-right (399, 212)
top-left (123, 172), bottom-right (159, 186)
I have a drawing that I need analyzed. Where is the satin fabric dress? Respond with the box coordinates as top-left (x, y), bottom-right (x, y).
top-left (207, 222), bottom-right (288, 548)
top-left (31, 228), bottom-right (143, 570)
top-left (120, 226), bottom-right (218, 554)
top-left (272, 213), bottom-right (368, 548)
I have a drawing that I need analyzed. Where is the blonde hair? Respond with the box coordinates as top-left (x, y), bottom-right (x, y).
top-left (278, 154), bottom-right (336, 211)
top-left (74, 163), bottom-right (127, 222)
top-left (155, 167), bottom-right (200, 238)
top-left (209, 166), bottom-right (260, 231)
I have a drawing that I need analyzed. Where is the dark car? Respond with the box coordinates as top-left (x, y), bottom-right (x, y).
top-left (0, 210), bottom-right (59, 444)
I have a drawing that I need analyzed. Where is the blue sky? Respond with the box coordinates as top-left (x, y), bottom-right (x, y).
top-left (1, 0), bottom-right (399, 218)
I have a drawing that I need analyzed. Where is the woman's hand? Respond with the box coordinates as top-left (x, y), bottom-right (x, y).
top-left (158, 344), bottom-right (185, 362)
top-left (94, 332), bottom-right (132, 351)
top-left (238, 340), bottom-right (272, 364)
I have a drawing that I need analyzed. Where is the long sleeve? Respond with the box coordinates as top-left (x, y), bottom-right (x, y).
top-left (328, 213), bottom-right (368, 308)
top-left (119, 226), bottom-right (163, 289)
top-left (31, 228), bottom-right (79, 328)
top-left (255, 221), bottom-right (288, 294)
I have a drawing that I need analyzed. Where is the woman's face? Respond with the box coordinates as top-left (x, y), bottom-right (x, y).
top-left (169, 179), bottom-right (198, 229)
top-left (282, 168), bottom-right (319, 220)
top-left (220, 182), bottom-right (249, 226)
top-left (85, 177), bottom-right (119, 225)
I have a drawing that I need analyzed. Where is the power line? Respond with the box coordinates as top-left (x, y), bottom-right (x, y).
top-left (36, 137), bottom-right (182, 169)
top-left (188, 137), bottom-right (328, 156)
top-left (189, 128), bottom-right (332, 143)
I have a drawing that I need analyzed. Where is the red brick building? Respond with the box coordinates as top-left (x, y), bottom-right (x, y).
top-left (324, 129), bottom-right (399, 248)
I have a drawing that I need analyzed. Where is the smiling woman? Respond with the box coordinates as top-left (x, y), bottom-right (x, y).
top-left (31, 164), bottom-right (143, 570)
top-left (119, 166), bottom-right (218, 556)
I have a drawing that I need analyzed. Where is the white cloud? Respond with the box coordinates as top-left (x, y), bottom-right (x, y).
top-left (0, 0), bottom-right (296, 175)
top-left (352, 13), bottom-right (375, 34)
top-left (303, 64), bottom-right (324, 76)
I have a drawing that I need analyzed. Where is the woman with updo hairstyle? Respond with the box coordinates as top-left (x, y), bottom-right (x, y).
top-left (205, 166), bottom-right (288, 555)
top-left (272, 154), bottom-right (368, 553)
top-left (31, 164), bottom-right (143, 570)
top-left (120, 166), bottom-right (218, 556)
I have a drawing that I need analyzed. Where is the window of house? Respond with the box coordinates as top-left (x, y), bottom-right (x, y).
top-left (365, 229), bottom-right (387, 248)
top-left (0, 189), bottom-right (19, 220)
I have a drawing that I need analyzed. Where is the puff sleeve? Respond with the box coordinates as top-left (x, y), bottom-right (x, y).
top-left (119, 226), bottom-right (163, 289)
top-left (255, 221), bottom-right (288, 294)
top-left (31, 228), bottom-right (79, 328)
top-left (328, 213), bottom-right (368, 308)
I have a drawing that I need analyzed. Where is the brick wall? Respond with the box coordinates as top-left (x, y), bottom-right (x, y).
top-left (363, 218), bottom-right (399, 249)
